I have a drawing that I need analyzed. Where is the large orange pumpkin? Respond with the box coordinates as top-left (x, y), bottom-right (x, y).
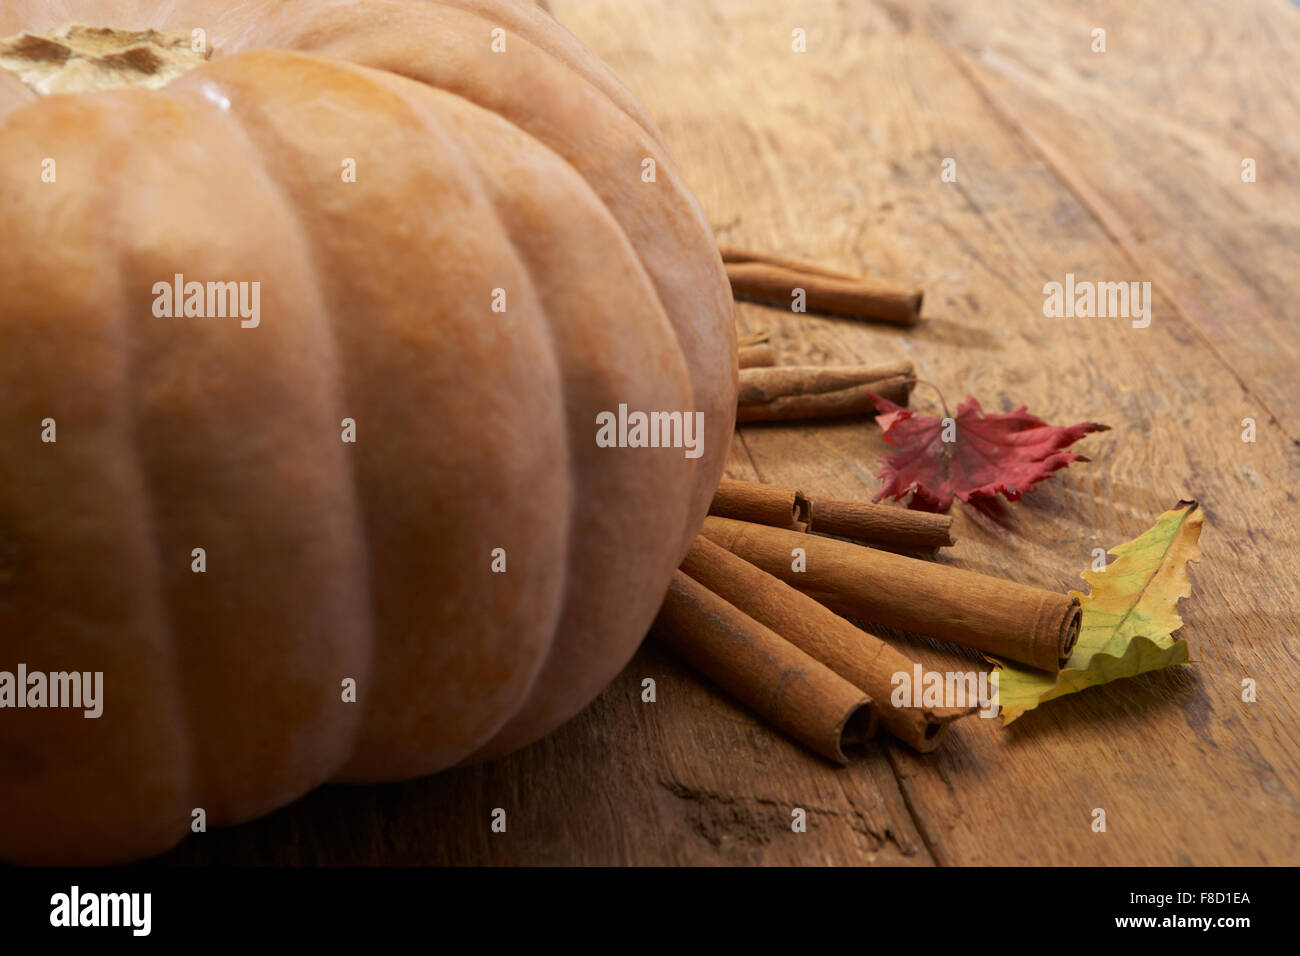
top-left (0, 0), bottom-right (736, 863)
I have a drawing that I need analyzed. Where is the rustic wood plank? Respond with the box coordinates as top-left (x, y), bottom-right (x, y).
top-left (924, 0), bottom-right (1300, 437)
top-left (161, 0), bottom-right (1300, 865)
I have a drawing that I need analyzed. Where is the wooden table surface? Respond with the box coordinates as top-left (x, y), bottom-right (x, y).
top-left (162, 0), bottom-right (1300, 866)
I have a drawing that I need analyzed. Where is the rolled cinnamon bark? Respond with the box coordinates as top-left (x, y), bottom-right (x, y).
top-left (719, 246), bottom-right (923, 326)
top-left (710, 477), bottom-right (810, 530)
top-left (680, 537), bottom-right (970, 752)
top-left (737, 331), bottom-right (777, 369)
top-left (710, 477), bottom-right (954, 549)
top-left (720, 245), bottom-right (861, 279)
top-left (654, 571), bottom-right (876, 763)
top-left (810, 494), bottom-right (954, 549)
top-left (738, 363), bottom-right (913, 422)
top-left (700, 517), bottom-right (1080, 673)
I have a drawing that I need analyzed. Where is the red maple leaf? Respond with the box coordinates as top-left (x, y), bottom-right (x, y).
top-left (870, 394), bottom-right (1109, 512)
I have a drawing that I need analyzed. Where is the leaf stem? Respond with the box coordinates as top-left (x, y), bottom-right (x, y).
top-left (903, 378), bottom-right (950, 419)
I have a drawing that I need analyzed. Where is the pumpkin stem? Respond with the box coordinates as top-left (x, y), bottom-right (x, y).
top-left (0, 24), bottom-right (211, 95)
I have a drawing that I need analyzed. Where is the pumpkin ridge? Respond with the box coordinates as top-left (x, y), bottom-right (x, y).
top-left (0, 92), bottom-right (204, 861)
top-left (265, 8), bottom-right (736, 510)
top-left (186, 83), bottom-right (381, 788)
top-left (284, 0), bottom-right (665, 151)
top-left (105, 104), bottom-right (199, 848)
top-left (186, 50), bottom-right (573, 770)
top-left (423, 0), bottom-right (664, 148)
top-left (425, 125), bottom-right (601, 756)
top-left (417, 127), bottom-right (702, 760)
top-left (452, 200), bottom-right (577, 752)
top-left (347, 53), bottom-right (697, 759)
top-left (355, 57), bottom-right (580, 752)
top-left (339, 6), bottom-right (736, 505)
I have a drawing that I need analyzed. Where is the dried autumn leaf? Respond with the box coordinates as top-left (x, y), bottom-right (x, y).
top-left (869, 394), bottom-right (1108, 512)
top-left (995, 501), bottom-right (1204, 724)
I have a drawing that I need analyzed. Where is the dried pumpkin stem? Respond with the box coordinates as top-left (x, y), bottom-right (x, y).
top-left (0, 24), bottom-right (211, 95)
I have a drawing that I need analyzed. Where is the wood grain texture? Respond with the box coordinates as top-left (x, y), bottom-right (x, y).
top-left (159, 0), bottom-right (1300, 866)
top-left (925, 0), bottom-right (1300, 438)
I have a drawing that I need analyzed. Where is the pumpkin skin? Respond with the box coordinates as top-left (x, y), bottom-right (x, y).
top-left (0, 0), bottom-right (735, 863)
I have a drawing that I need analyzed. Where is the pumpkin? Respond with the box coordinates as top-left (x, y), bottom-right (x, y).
top-left (0, 0), bottom-right (736, 863)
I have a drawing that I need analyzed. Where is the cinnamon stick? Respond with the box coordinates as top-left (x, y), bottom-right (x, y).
top-left (738, 363), bottom-right (913, 422)
top-left (700, 517), bottom-right (1080, 673)
top-left (810, 493), bottom-right (954, 549)
top-left (720, 245), bottom-right (861, 280)
top-left (709, 477), bottom-right (809, 530)
top-left (737, 331), bottom-right (776, 369)
top-left (710, 477), bottom-right (954, 549)
top-left (654, 571), bottom-right (876, 763)
top-left (719, 246), bottom-right (923, 326)
top-left (680, 536), bottom-right (971, 751)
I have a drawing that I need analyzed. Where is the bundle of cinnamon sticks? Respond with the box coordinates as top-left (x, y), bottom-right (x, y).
top-left (652, 246), bottom-right (1081, 761)
top-left (723, 246), bottom-right (923, 423)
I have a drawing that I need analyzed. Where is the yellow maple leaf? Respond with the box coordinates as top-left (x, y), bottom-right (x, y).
top-left (995, 500), bottom-right (1204, 724)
